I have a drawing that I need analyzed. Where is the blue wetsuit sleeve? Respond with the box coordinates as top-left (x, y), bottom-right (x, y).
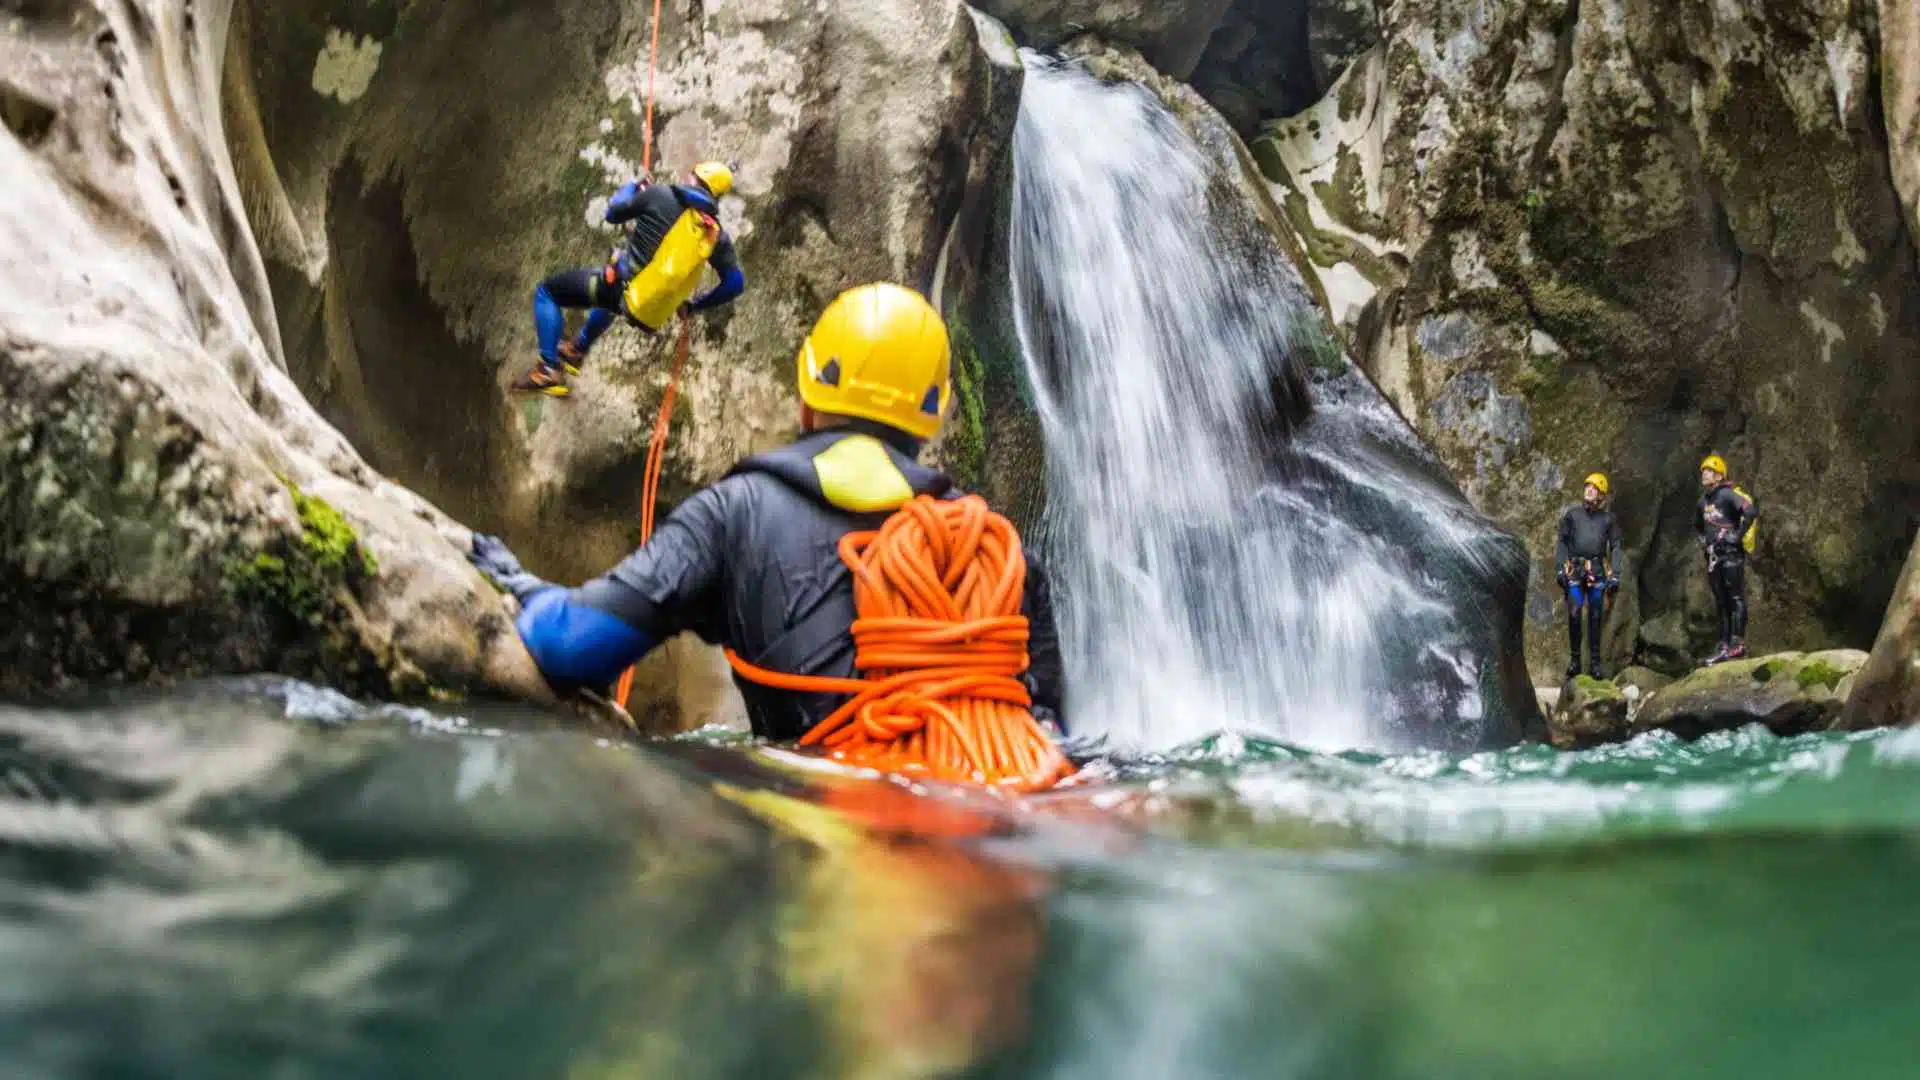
top-left (575, 482), bottom-right (733, 644)
top-left (605, 180), bottom-right (646, 225)
top-left (687, 232), bottom-right (744, 311)
top-left (687, 267), bottom-right (745, 311)
top-left (516, 587), bottom-right (657, 689)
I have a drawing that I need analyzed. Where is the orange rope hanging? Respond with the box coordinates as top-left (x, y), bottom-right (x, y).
top-left (612, 321), bottom-right (688, 708)
top-left (612, 0), bottom-right (678, 711)
top-left (726, 495), bottom-right (1076, 794)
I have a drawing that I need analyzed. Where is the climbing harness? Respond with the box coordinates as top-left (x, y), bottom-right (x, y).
top-left (725, 494), bottom-right (1076, 794)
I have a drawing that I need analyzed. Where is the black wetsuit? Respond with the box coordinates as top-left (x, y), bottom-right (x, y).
top-left (505, 424), bottom-right (1065, 740)
top-left (1695, 483), bottom-right (1758, 649)
top-left (1553, 502), bottom-right (1623, 676)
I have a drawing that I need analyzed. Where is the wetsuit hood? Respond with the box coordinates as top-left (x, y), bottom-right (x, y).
top-left (728, 423), bottom-right (951, 513)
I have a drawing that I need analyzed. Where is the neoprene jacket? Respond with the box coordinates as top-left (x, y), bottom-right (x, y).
top-left (512, 425), bottom-right (1066, 740)
top-left (604, 180), bottom-right (745, 310)
top-left (1695, 483), bottom-right (1757, 554)
top-left (1553, 503), bottom-right (1623, 575)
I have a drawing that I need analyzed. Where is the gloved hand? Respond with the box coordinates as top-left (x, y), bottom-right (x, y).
top-left (1554, 569), bottom-right (1569, 589)
top-left (468, 534), bottom-right (552, 603)
top-left (1605, 576), bottom-right (1620, 594)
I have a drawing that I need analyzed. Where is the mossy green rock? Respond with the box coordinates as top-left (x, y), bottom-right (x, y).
top-left (1549, 675), bottom-right (1629, 749)
top-left (1632, 650), bottom-right (1869, 740)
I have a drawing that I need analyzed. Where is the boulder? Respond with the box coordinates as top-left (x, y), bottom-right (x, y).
top-left (1632, 650), bottom-right (1869, 740)
top-left (0, 0), bottom-right (547, 702)
top-left (968, 0), bottom-right (1233, 79)
top-left (1243, 0), bottom-right (1920, 685)
top-left (1840, 536), bottom-right (1920, 731)
top-left (1548, 676), bottom-right (1628, 749)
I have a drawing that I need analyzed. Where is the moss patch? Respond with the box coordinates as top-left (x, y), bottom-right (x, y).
top-left (1795, 658), bottom-right (1847, 692)
top-left (226, 484), bottom-right (377, 627)
top-left (1570, 674), bottom-right (1625, 699)
top-left (944, 323), bottom-right (990, 492)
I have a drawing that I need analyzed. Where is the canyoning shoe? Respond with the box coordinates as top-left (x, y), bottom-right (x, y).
top-left (512, 362), bottom-right (570, 397)
top-left (1588, 663), bottom-right (1609, 681)
top-left (1565, 660), bottom-right (1583, 680)
top-left (1725, 640), bottom-right (1748, 661)
top-left (556, 341), bottom-right (585, 377)
top-left (1703, 644), bottom-right (1731, 667)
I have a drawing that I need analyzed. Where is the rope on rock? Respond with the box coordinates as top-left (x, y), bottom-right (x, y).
top-left (613, 0), bottom-right (679, 711)
top-left (726, 495), bottom-right (1076, 794)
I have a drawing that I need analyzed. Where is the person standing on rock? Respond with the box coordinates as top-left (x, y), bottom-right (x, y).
top-left (1554, 472), bottom-right (1623, 679)
top-left (1695, 453), bottom-right (1758, 665)
top-left (513, 162), bottom-right (747, 397)
top-left (471, 282), bottom-right (1067, 745)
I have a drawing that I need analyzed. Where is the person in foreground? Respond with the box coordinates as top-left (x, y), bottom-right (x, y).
top-left (472, 282), bottom-right (1066, 747)
top-left (514, 161), bottom-right (746, 397)
top-left (1554, 471), bottom-right (1623, 679)
top-left (1695, 453), bottom-right (1758, 665)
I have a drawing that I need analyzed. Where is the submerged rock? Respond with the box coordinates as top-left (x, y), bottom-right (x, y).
top-left (1632, 650), bottom-right (1869, 740)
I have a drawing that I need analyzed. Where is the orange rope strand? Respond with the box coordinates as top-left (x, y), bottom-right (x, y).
top-left (727, 495), bottom-right (1076, 794)
top-left (611, 0), bottom-right (676, 711)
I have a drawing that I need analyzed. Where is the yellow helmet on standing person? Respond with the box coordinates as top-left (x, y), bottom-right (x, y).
top-left (690, 161), bottom-right (735, 198)
top-left (797, 283), bottom-right (951, 440)
top-left (1700, 453), bottom-right (1728, 476)
top-left (1584, 472), bottom-right (1610, 497)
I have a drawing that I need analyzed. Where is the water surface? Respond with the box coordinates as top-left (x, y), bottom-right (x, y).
top-left (2, 680), bottom-right (1914, 1079)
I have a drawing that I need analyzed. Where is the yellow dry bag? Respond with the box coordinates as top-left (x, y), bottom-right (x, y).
top-left (622, 208), bottom-right (721, 330)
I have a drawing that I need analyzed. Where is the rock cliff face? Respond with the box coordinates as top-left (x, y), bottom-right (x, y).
top-left (1244, 0), bottom-right (1920, 682)
top-left (224, 0), bottom-right (1017, 724)
top-left (1, 0), bottom-right (545, 702)
top-left (2, 0), bottom-right (1015, 717)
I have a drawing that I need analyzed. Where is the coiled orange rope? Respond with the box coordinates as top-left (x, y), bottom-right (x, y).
top-left (726, 495), bottom-right (1075, 793)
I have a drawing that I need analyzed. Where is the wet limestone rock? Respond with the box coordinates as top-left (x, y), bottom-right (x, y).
top-left (1840, 536), bottom-right (1920, 731)
top-left (1885, 0), bottom-right (1920, 250)
top-left (1, 0), bottom-right (546, 701)
top-left (1549, 675), bottom-right (1628, 749)
top-left (221, 0), bottom-right (1019, 722)
top-left (1632, 650), bottom-right (1869, 740)
top-left (1248, 0), bottom-right (1920, 685)
top-left (968, 0), bottom-right (1234, 78)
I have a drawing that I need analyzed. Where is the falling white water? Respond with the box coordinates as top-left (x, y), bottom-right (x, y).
top-left (1010, 58), bottom-right (1521, 752)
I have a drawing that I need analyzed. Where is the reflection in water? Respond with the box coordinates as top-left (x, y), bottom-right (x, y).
top-left (2, 683), bottom-right (1920, 1079)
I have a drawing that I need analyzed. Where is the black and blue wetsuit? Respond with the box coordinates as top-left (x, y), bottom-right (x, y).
top-left (477, 425), bottom-right (1066, 740)
top-left (533, 180), bottom-right (746, 364)
top-left (1695, 482), bottom-right (1758, 652)
top-left (1554, 502), bottom-right (1622, 677)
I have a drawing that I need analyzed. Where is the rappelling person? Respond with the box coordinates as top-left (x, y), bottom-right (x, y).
top-left (513, 161), bottom-right (747, 397)
top-left (1553, 472), bottom-right (1623, 679)
top-left (471, 282), bottom-right (1067, 746)
top-left (1695, 453), bottom-right (1758, 665)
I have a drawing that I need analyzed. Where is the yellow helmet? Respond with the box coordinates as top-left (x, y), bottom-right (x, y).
top-left (796, 283), bottom-right (951, 439)
top-left (690, 161), bottom-right (735, 198)
top-left (1584, 472), bottom-right (1609, 496)
top-left (1700, 453), bottom-right (1728, 476)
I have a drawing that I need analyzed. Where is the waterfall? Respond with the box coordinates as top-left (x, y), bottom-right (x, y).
top-left (1008, 57), bottom-right (1533, 752)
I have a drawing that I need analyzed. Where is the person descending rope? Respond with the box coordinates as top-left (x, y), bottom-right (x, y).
top-left (471, 283), bottom-right (1072, 790)
top-left (1695, 453), bottom-right (1758, 665)
top-left (1554, 472), bottom-right (1623, 679)
top-left (514, 161), bottom-right (746, 396)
